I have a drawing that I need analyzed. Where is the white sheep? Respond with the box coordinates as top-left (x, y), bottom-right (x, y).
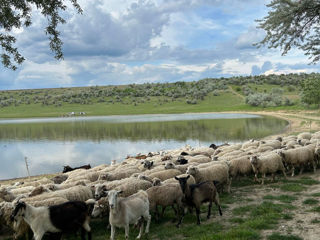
top-left (297, 132), bottom-right (312, 140)
top-left (186, 165), bottom-right (230, 193)
top-left (228, 156), bottom-right (253, 181)
top-left (147, 169), bottom-right (182, 181)
top-left (250, 152), bottom-right (287, 184)
top-left (114, 179), bottom-right (153, 198)
top-left (279, 144), bottom-right (316, 176)
top-left (146, 183), bottom-right (184, 221)
top-left (164, 162), bottom-right (189, 173)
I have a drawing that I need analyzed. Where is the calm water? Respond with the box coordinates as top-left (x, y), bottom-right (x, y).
top-left (0, 113), bottom-right (288, 180)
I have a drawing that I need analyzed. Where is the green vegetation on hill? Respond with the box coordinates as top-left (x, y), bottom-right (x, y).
top-left (0, 73), bottom-right (318, 118)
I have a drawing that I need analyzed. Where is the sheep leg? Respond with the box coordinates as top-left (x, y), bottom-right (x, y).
top-left (214, 193), bottom-right (223, 216)
top-left (253, 173), bottom-right (258, 182)
top-left (145, 213), bottom-right (151, 233)
top-left (155, 205), bottom-right (160, 222)
top-left (291, 166), bottom-right (295, 177)
top-left (161, 206), bottom-right (166, 218)
top-left (176, 208), bottom-right (185, 228)
top-left (207, 200), bottom-right (212, 219)
top-left (261, 173), bottom-right (265, 185)
top-left (125, 224), bottom-right (129, 240)
top-left (136, 221), bottom-right (144, 239)
top-left (299, 166), bottom-right (304, 175)
top-left (110, 224), bottom-right (115, 240)
top-left (196, 207), bottom-right (201, 225)
top-left (282, 168), bottom-right (287, 179)
top-left (271, 173), bottom-right (275, 182)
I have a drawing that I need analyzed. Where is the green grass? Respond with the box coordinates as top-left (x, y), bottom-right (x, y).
top-left (0, 82), bottom-right (304, 118)
top-left (279, 183), bottom-right (306, 192)
top-left (267, 232), bottom-right (303, 240)
top-left (303, 198), bottom-right (319, 205)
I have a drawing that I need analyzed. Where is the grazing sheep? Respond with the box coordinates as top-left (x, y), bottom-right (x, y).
top-left (11, 200), bottom-right (93, 240)
top-left (184, 155), bottom-right (212, 164)
top-left (115, 179), bottom-right (153, 198)
top-left (146, 183), bottom-right (184, 221)
top-left (175, 175), bottom-right (222, 226)
top-left (107, 190), bottom-right (151, 240)
top-left (186, 165), bottom-right (230, 193)
top-left (164, 162), bottom-right (189, 173)
top-left (228, 156), bottom-right (253, 181)
top-left (28, 186), bottom-right (50, 197)
top-left (279, 144), bottom-right (317, 176)
top-left (99, 168), bottom-right (140, 181)
top-left (250, 152), bottom-right (287, 184)
top-left (51, 175), bottom-right (68, 184)
top-left (0, 188), bottom-right (16, 202)
top-left (297, 132), bottom-right (312, 140)
top-left (259, 140), bottom-right (281, 149)
top-left (241, 139), bottom-right (260, 149)
top-left (148, 169), bottom-right (182, 181)
top-left (22, 185), bottom-right (93, 203)
top-left (22, 178), bottom-right (53, 188)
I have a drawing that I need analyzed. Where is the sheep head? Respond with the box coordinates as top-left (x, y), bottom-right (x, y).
top-left (175, 175), bottom-right (190, 194)
top-left (164, 162), bottom-right (174, 169)
top-left (250, 156), bottom-right (259, 166)
top-left (186, 166), bottom-right (197, 176)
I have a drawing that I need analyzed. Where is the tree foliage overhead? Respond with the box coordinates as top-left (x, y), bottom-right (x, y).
top-left (256, 0), bottom-right (320, 63)
top-left (0, 0), bottom-right (82, 70)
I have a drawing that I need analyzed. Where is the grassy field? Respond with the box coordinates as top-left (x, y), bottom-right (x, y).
top-left (0, 85), bottom-right (303, 118)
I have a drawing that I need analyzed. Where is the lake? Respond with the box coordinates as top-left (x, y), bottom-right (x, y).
top-left (0, 113), bottom-right (288, 180)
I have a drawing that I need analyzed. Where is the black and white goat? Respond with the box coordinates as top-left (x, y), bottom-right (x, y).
top-left (11, 201), bottom-right (93, 240)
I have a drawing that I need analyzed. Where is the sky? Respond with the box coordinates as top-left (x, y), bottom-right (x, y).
top-left (1, 0), bottom-right (319, 90)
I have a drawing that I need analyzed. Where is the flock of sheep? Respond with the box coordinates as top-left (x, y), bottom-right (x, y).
top-left (1, 130), bottom-right (320, 239)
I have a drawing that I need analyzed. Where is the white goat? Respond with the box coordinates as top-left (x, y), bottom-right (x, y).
top-left (107, 189), bottom-right (151, 240)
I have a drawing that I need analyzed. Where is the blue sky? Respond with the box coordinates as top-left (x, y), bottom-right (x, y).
top-left (0, 0), bottom-right (319, 90)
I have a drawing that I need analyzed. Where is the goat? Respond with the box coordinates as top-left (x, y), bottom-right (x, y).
top-left (62, 164), bottom-right (91, 173)
top-left (11, 201), bottom-right (93, 240)
top-left (175, 175), bottom-right (222, 226)
top-left (107, 190), bottom-right (151, 240)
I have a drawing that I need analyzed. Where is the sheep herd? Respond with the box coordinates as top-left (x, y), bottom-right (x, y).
top-left (1, 130), bottom-right (320, 239)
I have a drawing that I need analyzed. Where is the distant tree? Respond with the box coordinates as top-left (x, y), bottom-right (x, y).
top-left (300, 77), bottom-right (320, 107)
top-left (0, 0), bottom-right (82, 70)
top-left (256, 0), bottom-right (320, 63)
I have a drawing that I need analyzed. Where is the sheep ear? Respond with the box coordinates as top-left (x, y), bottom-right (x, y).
top-left (151, 162), bottom-right (154, 166)
top-left (174, 176), bottom-right (179, 181)
top-left (117, 190), bottom-right (123, 194)
top-left (186, 175), bottom-right (190, 180)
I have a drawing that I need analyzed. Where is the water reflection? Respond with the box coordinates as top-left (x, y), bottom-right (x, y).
top-left (0, 113), bottom-right (288, 180)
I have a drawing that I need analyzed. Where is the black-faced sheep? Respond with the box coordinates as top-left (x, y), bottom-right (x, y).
top-left (175, 175), bottom-right (222, 226)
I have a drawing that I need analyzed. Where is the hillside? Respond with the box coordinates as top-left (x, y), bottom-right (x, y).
top-left (0, 73), bottom-right (317, 118)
